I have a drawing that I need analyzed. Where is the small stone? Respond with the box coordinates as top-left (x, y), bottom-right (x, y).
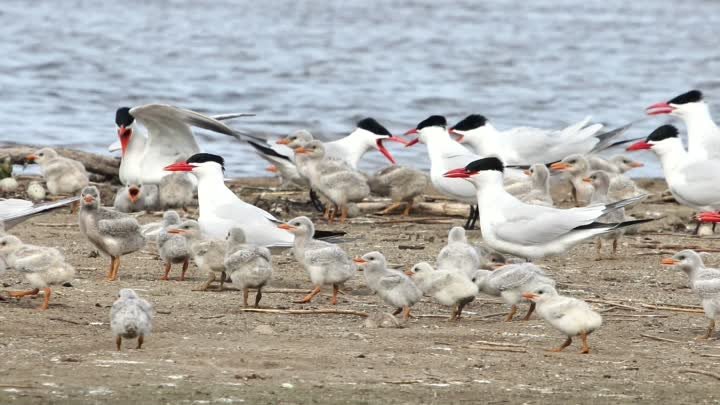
top-left (281, 383), bottom-right (294, 389)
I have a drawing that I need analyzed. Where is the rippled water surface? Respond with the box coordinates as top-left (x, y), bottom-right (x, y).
top-left (3, 0), bottom-right (720, 177)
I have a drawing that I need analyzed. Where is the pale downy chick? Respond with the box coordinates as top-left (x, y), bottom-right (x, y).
top-left (662, 250), bottom-right (720, 339)
top-left (523, 285), bottom-right (602, 354)
top-left (0, 234), bottom-right (75, 310)
top-left (157, 210), bottom-right (191, 281)
top-left (518, 164), bottom-right (553, 207)
top-left (167, 220), bottom-right (227, 291)
top-left (26, 148), bottom-right (89, 195)
top-left (354, 251), bottom-right (421, 321)
top-left (436, 227), bottom-right (480, 278)
top-left (110, 288), bottom-right (153, 351)
top-left (113, 184), bottom-right (160, 213)
top-left (585, 170), bottom-right (627, 259)
top-left (368, 165), bottom-right (428, 216)
top-left (589, 155), bottom-right (644, 174)
top-left (279, 216), bottom-right (354, 304)
top-left (158, 173), bottom-right (195, 210)
top-left (78, 186), bottom-right (146, 281)
top-left (550, 154), bottom-right (592, 206)
top-left (224, 227), bottom-right (273, 307)
top-left (26, 181), bottom-right (46, 202)
top-left (294, 141), bottom-right (370, 223)
top-left (408, 262), bottom-right (478, 320)
top-left (472, 263), bottom-right (555, 321)
top-left (140, 210), bottom-right (181, 243)
top-left (589, 156), bottom-right (646, 201)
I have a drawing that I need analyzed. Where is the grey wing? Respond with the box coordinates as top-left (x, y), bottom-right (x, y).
top-left (379, 273), bottom-right (405, 289)
top-left (0, 197), bottom-right (80, 230)
top-left (694, 271), bottom-right (720, 298)
top-left (12, 247), bottom-right (60, 272)
top-left (489, 267), bottom-right (535, 291)
top-left (225, 248), bottom-right (258, 267)
top-left (98, 217), bottom-right (141, 236)
top-left (672, 162), bottom-right (720, 207)
top-left (306, 245), bottom-right (349, 267)
top-left (493, 204), bottom-right (606, 245)
top-left (256, 246), bottom-right (272, 263)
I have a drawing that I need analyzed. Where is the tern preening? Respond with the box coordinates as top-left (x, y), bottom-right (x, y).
top-left (444, 157), bottom-right (652, 260)
top-left (448, 114), bottom-right (633, 165)
top-left (115, 104), bottom-right (255, 185)
top-left (646, 90), bottom-right (720, 160)
top-left (627, 125), bottom-right (720, 226)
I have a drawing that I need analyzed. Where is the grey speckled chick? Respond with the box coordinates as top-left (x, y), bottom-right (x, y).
top-left (157, 210), bottom-right (191, 281)
top-left (436, 227), bottom-right (481, 278)
top-left (78, 186), bottom-right (146, 281)
top-left (586, 171), bottom-right (627, 259)
top-left (664, 250), bottom-right (720, 339)
top-left (368, 165), bottom-right (428, 216)
top-left (279, 216), bottom-right (355, 304)
top-left (0, 234), bottom-right (75, 310)
top-left (355, 251), bottom-right (421, 321)
top-left (111, 288), bottom-right (153, 351)
top-left (168, 220), bottom-right (228, 291)
top-left (550, 154), bottom-right (592, 206)
top-left (159, 173), bottom-right (195, 210)
top-left (224, 227), bottom-right (273, 307)
top-left (408, 262), bottom-right (478, 321)
top-left (113, 184), bottom-right (160, 213)
top-left (27, 148), bottom-right (88, 196)
top-left (518, 164), bottom-right (553, 207)
top-left (472, 262), bottom-right (555, 321)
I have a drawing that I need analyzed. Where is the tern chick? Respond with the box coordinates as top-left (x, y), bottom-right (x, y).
top-left (26, 148), bottom-right (89, 196)
top-left (409, 262), bottom-right (478, 321)
top-left (157, 211), bottom-right (191, 281)
top-left (111, 288), bottom-right (153, 351)
top-left (368, 165), bottom-right (428, 216)
top-left (113, 184), bottom-right (160, 213)
top-left (168, 220), bottom-right (228, 291)
top-left (355, 251), bottom-right (421, 321)
top-left (224, 227), bottom-right (273, 307)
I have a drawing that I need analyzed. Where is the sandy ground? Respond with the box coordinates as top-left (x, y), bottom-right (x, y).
top-left (1, 178), bottom-right (720, 405)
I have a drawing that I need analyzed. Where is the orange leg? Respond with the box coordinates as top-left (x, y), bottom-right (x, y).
top-left (402, 306), bottom-right (412, 321)
top-left (548, 337), bottom-right (573, 353)
top-left (38, 288), bottom-right (51, 310)
top-left (331, 284), bottom-right (340, 305)
top-left (579, 332), bottom-right (591, 354)
top-left (328, 206), bottom-right (337, 224)
top-left (323, 206), bottom-right (331, 220)
top-left (697, 320), bottom-right (716, 340)
top-left (296, 286), bottom-right (322, 303)
top-left (8, 288), bottom-right (40, 299)
top-left (242, 287), bottom-right (250, 307)
top-left (379, 202), bottom-right (404, 216)
top-left (116, 336), bottom-right (122, 351)
top-left (106, 257), bottom-right (116, 280)
top-left (160, 262), bottom-right (171, 281)
top-left (402, 200), bottom-right (413, 217)
top-left (339, 205), bottom-right (349, 224)
top-left (449, 305), bottom-right (459, 321)
top-left (522, 302), bottom-right (536, 321)
top-left (137, 335), bottom-right (144, 350)
top-left (504, 305), bottom-right (518, 322)
top-left (180, 259), bottom-right (189, 281)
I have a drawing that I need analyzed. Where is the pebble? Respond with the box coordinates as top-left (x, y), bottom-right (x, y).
top-left (253, 325), bottom-right (274, 335)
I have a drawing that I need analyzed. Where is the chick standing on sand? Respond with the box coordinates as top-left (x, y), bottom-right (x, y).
top-left (0, 234), bottom-right (75, 310)
top-left (408, 262), bottom-right (478, 320)
top-left (111, 288), bottom-right (153, 351)
top-left (224, 227), bottom-right (273, 307)
top-left (367, 165), bottom-right (428, 216)
top-left (355, 251), bottom-right (421, 321)
top-left (436, 227), bottom-right (480, 278)
top-left (26, 148), bottom-right (88, 196)
top-left (157, 211), bottom-right (191, 281)
top-left (78, 186), bottom-right (146, 281)
top-left (279, 216), bottom-right (354, 304)
top-left (523, 285), bottom-right (602, 354)
top-left (168, 219), bottom-right (228, 291)
top-left (113, 183), bottom-right (160, 213)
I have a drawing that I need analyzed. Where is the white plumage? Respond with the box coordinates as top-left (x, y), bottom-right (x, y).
top-left (409, 262), bottom-right (477, 320)
top-left (110, 288), bottom-right (154, 351)
top-left (356, 251), bottom-right (421, 321)
top-left (435, 226), bottom-right (480, 278)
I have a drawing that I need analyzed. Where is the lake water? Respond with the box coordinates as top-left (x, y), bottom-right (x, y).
top-left (3, 0), bottom-right (720, 178)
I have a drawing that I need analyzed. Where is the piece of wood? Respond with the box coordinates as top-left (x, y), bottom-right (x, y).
top-left (696, 353), bottom-right (720, 358)
top-left (48, 317), bottom-right (87, 325)
top-left (474, 340), bottom-right (524, 348)
top-left (678, 368), bottom-right (720, 381)
top-left (639, 333), bottom-right (683, 344)
top-left (354, 201), bottom-right (471, 218)
top-left (1, 144), bottom-right (119, 178)
top-left (585, 298), bottom-right (643, 312)
top-left (236, 308), bottom-right (369, 318)
top-left (640, 304), bottom-right (704, 314)
top-left (466, 345), bottom-right (527, 353)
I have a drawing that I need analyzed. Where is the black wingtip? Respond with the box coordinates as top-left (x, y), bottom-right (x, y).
top-left (247, 140), bottom-right (291, 162)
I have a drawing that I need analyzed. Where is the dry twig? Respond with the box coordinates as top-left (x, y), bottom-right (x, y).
top-left (640, 333), bottom-right (683, 344)
top-left (678, 368), bottom-right (720, 381)
top-left (236, 308), bottom-right (369, 318)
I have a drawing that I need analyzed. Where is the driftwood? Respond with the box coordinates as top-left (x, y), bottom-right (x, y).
top-left (0, 143), bottom-right (119, 178)
top-left (640, 304), bottom-right (704, 313)
top-left (355, 201), bottom-right (472, 218)
top-left (678, 368), bottom-right (720, 381)
top-left (585, 298), bottom-right (643, 312)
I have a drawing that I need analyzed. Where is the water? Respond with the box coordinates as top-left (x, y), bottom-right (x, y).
top-left (3, 0), bottom-right (720, 178)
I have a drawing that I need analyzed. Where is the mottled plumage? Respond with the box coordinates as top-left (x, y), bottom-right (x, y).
top-left (27, 148), bottom-right (88, 195)
top-left (157, 211), bottom-right (191, 281)
top-left (0, 234), bottom-right (75, 310)
top-left (110, 289), bottom-right (153, 350)
top-left (409, 262), bottom-right (478, 320)
top-left (113, 184), bottom-right (160, 213)
top-left (78, 186), bottom-right (146, 281)
top-left (356, 251), bottom-right (421, 320)
top-left (158, 173), bottom-right (195, 210)
top-left (224, 227), bottom-right (273, 307)
top-left (368, 165), bottom-right (428, 216)
top-left (168, 219), bottom-right (227, 291)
